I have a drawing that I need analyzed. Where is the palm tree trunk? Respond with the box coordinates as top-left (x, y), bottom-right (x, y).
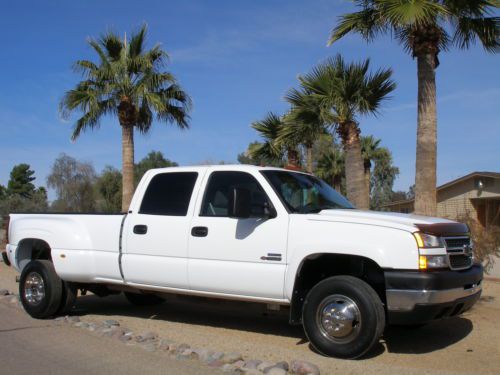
top-left (364, 166), bottom-right (371, 203)
top-left (306, 145), bottom-right (313, 173)
top-left (341, 123), bottom-right (369, 209)
top-left (333, 176), bottom-right (341, 192)
top-left (121, 124), bottom-right (135, 212)
top-left (414, 53), bottom-right (437, 216)
top-left (287, 148), bottom-right (300, 170)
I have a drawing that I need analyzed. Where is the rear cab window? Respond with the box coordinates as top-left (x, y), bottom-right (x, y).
top-left (140, 172), bottom-right (198, 216)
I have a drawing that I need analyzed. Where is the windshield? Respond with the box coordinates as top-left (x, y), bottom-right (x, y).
top-left (261, 170), bottom-right (354, 213)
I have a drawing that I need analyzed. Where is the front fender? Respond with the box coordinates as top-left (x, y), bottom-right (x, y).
top-left (284, 216), bottom-right (419, 300)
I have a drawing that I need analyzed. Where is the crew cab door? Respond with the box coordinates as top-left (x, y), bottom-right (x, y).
top-left (122, 170), bottom-right (202, 289)
top-left (188, 170), bottom-right (288, 300)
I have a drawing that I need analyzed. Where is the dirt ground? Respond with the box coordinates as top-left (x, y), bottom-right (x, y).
top-left (1, 261), bottom-right (499, 375)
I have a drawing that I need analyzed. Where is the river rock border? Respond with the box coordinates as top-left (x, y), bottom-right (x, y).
top-left (0, 287), bottom-right (320, 375)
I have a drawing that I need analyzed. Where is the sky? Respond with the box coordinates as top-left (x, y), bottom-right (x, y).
top-left (1, 0), bottom-right (499, 200)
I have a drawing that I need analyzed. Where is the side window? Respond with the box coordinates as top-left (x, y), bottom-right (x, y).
top-left (201, 171), bottom-right (272, 217)
top-left (139, 172), bottom-right (198, 216)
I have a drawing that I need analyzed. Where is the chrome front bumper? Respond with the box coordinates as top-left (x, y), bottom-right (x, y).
top-left (386, 282), bottom-right (482, 312)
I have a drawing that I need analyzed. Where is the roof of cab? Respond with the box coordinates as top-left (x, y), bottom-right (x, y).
top-left (146, 164), bottom-right (304, 174)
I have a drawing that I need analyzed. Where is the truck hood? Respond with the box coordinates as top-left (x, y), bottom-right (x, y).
top-left (311, 209), bottom-right (456, 233)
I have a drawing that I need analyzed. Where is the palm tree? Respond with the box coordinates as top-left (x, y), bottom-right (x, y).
top-left (316, 147), bottom-right (345, 192)
top-left (361, 135), bottom-right (382, 199)
top-left (60, 25), bottom-right (192, 211)
top-left (250, 112), bottom-right (300, 168)
top-left (282, 91), bottom-right (327, 173)
top-left (328, 0), bottom-right (499, 215)
top-left (295, 55), bottom-right (395, 209)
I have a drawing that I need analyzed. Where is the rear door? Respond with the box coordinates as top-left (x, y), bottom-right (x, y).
top-left (122, 170), bottom-right (202, 289)
top-left (188, 170), bottom-right (289, 300)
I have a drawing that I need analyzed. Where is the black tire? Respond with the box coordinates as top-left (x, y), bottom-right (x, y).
top-left (302, 275), bottom-right (385, 359)
top-left (124, 292), bottom-right (165, 306)
top-left (57, 281), bottom-right (78, 315)
top-left (19, 260), bottom-right (63, 319)
top-left (2, 251), bottom-right (11, 266)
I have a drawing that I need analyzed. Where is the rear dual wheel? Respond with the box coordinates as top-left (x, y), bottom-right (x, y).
top-left (19, 260), bottom-right (77, 319)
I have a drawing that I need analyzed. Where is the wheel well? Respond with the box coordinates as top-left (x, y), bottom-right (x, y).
top-left (289, 253), bottom-right (386, 325)
top-left (16, 238), bottom-right (52, 271)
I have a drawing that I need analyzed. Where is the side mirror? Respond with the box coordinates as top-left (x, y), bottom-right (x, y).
top-left (228, 187), bottom-right (251, 219)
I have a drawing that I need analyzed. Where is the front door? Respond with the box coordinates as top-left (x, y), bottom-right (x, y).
top-left (122, 171), bottom-right (201, 289)
top-left (188, 170), bottom-right (288, 300)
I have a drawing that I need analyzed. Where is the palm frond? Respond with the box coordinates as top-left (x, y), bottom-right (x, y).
top-left (99, 31), bottom-right (123, 61)
top-left (129, 24), bottom-right (147, 58)
top-left (451, 16), bottom-right (500, 52)
top-left (380, 0), bottom-right (447, 26)
top-left (328, 5), bottom-right (387, 45)
top-left (70, 99), bottom-right (115, 140)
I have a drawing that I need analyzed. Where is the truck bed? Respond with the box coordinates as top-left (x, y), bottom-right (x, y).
top-left (8, 213), bottom-right (125, 283)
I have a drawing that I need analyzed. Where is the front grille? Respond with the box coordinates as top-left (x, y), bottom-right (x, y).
top-left (449, 254), bottom-right (473, 270)
top-left (444, 237), bottom-right (470, 250)
top-left (444, 236), bottom-right (473, 270)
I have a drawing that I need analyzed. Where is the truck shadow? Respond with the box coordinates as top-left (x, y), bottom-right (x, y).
top-left (73, 293), bottom-right (474, 358)
top-left (379, 317), bottom-right (473, 356)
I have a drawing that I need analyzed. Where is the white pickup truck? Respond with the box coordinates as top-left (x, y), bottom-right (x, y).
top-left (3, 165), bottom-right (483, 358)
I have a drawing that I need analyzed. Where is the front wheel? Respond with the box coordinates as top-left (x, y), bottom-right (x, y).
top-left (19, 260), bottom-right (63, 319)
top-left (302, 275), bottom-right (385, 359)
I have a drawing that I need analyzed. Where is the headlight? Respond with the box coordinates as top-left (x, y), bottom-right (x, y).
top-left (413, 232), bottom-right (444, 248)
top-left (419, 255), bottom-right (448, 269)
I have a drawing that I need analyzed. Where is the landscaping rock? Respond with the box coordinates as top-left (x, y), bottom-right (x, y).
top-left (177, 348), bottom-right (198, 361)
top-left (243, 370), bottom-right (264, 375)
top-left (100, 328), bottom-right (114, 337)
top-left (118, 332), bottom-right (134, 343)
top-left (222, 352), bottom-right (243, 364)
top-left (273, 362), bottom-right (289, 372)
top-left (176, 343), bottom-right (190, 353)
top-left (135, 331), bottom-right (158, 343)
top-left (207, 360), bottom-right (224, 368)
top-left (257, 362), bottom-right (275, 372)
top-left (67, 316), bottom-right (80, 323)
top-left (0, 289), bottom-right (9, 296)
top-left (244, 360), bottom-right (263, 370)
top-left (159, 339), bottom-right (175, 351)
top-left (194, 348), bottom-right (214, 362)
top-left (266, 368), bottom-right (287, 375)
top-left (167, 343), bottom-right (178, 353)
top-left (74, 322), bottom-right (90, 329)
top-left (222, 364), bottom-right (237, 373)
top-left (103, 319), bottom-right (120, 327)
top-left (290, 360), bottom-right (320, 375)
top-left (233, 360), bottom-right (246, 369)
top-left (204, 351), bottom-right (224, 364)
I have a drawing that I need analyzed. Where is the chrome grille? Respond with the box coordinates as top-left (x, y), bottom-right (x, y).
top-left (444, 237), bottom-right (470, 251)
top-left (444, 236), bottom-right (473, 270)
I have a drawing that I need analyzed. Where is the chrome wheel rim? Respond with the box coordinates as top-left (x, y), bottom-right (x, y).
top-left (24, 272), bottom-right (45, 305)
top-left (316, 294), bottom-right (361, 343)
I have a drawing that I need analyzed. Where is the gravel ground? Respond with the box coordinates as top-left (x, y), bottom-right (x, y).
top-left (1, 260), bottom-right (499, 374)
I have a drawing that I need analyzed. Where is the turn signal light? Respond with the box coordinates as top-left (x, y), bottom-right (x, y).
top-left (419, 255), bottom-right (427, 270)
